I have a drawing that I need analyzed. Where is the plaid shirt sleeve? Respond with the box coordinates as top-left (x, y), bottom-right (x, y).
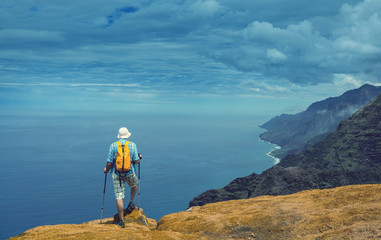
top-left (106, 142), bottom-right (117, 173)
top-left (107, 142), bottom-right (117, 163)
top-left (129, 142), bottom-right (139, 162)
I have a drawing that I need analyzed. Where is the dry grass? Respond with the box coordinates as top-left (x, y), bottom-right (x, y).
top-left (10, 184), bottom-right (381, 240)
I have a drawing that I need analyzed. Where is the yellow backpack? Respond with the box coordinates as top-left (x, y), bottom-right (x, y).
top-left (115, 141), bottom-right (131, 172)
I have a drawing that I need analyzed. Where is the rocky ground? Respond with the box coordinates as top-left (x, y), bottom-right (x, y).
top-left (10, 184), bottom-right (381, 240)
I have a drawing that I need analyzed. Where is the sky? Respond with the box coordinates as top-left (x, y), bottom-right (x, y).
top-left (1, 0), bottom-right (381, 116)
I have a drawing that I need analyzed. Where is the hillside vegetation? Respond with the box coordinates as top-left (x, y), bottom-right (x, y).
top-left (260, 84), bottom-right (381, 158)
top-left (189, 93), bottom-right (381, 207)
top-left (10, 184), bottom-right (381, 240)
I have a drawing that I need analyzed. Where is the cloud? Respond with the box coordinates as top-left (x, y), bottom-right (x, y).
top-left (237, 80), bottom-right (294, 95)
top-left (206, 0), bottom-right (381, 84)
top-left (103, 6), bottom-right (139, 27)
top-left (0, 82), bottom-right (142, 88)
top-left (0, 29), bottom-right (65, 43)
top-left (0, 0), bottom-right (380, 109)
top-left (333, 36), bottom-right (380, 54)
top-left (189, 0), bottom-right (220, 16)
top-left (208, 20), bottom-right (332, 83)
top-left (266, 49), bottom-right (288, 62)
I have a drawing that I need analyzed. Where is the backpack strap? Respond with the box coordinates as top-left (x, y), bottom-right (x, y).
top-left (115, 141), bottom-right (121, 172)
top-left (114, 141), bottom-right (120, 174)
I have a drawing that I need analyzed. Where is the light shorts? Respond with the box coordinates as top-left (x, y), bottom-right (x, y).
top-left (112, 172), bottom-right (138, 200)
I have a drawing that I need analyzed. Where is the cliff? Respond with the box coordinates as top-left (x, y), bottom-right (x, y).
top-left (10, 184), bottom-right (381, 240)
top-left (189, 93), bottom-right (381, 207)
top-left (260, 84), bottom-right (381, 159)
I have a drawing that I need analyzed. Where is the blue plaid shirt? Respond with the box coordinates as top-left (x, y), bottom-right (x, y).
top-left (107, 139), bottom-right (139, 174)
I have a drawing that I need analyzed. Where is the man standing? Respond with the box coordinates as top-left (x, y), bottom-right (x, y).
top-left (104, 127), bottom-right (142, 228)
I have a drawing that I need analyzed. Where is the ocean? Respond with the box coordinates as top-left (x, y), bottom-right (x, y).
top-left (0, 113), bottom-right (277, 239)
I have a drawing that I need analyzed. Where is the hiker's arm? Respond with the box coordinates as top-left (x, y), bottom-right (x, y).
top-left (104, 143), bottom-right (115, 173)
top-left (131, 142), bottom-right (142, 164)
top-left (104, 162), bottom-right (113, 173)
top-left (135, 153), bottom-right (142, 164)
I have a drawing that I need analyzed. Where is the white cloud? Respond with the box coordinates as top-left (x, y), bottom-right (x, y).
top-left (266, 49), bottom-right (287, 62)
top-left (0, 29), bottom-right (65, 43)
top-left (68, 83), bottom-right (141, 87)
top-left (0, 0), bottom-right (380, 107)
top-left (244, 21), bottom-right (285, 44)
top-left (0, 82), bottom-right (141, 88)
top-left (209, 0), bottom-right (381, 84)
top-left (332, 74), bottom-right (364, 89)
top-left (237, 80), bottom-right (293, 95)
top-left (211, 19), bottom-right (332, 83)
top-left (333, 37), bottom-right (381, 54)
top-left (189, 0), bottom-right (220, 16)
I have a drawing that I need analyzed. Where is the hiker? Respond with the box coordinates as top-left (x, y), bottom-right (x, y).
top-left (103, 127), bottom-right (142, 228)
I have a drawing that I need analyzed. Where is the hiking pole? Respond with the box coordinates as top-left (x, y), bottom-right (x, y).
top-left (100, 173), bottom-right (107, 223)
top-left (137, 153), bottom-right (142, 209)
top-left (138, 162), bottom-right (141, 209)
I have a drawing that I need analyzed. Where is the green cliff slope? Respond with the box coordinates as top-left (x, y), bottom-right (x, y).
top-left (189, 93), bottom-right (381, 207)
top-left (260, 84), bottom-right (381, 158)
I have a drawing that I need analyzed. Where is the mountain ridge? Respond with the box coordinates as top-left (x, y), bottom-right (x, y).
top-left (260, 84), bottom-right (381, 159)
top-left (189, 92), bottom-right (381, 207)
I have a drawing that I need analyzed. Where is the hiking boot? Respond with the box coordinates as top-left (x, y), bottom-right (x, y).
top-left (126, 202), bottom-right (136, 214)
top-left (117, 220), bottom-right (125, 228)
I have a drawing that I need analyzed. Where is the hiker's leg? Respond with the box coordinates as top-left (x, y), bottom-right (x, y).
top-left (126, 172), bottom-right (138, 203)
top-left (117, 199), bottom-right (124, 221)
top-left (130, 186), bottom-right (137, 203)
top-left (112, 173), bottom-right (126, 221)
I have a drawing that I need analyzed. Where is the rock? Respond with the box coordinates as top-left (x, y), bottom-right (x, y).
top-left (113, 207), bottom-right (148, 226)
top-left (124, 208), bottom-right (148, 226)
top-left (84, 207), bottom-right (157, 230)
top-left (112, 207), bottom-right (157, 230)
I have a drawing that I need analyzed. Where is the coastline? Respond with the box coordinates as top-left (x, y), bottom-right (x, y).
top-left (266, 146), bottom-right (281, 164)
top-left (258, 137), bottom-right (281, 164)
